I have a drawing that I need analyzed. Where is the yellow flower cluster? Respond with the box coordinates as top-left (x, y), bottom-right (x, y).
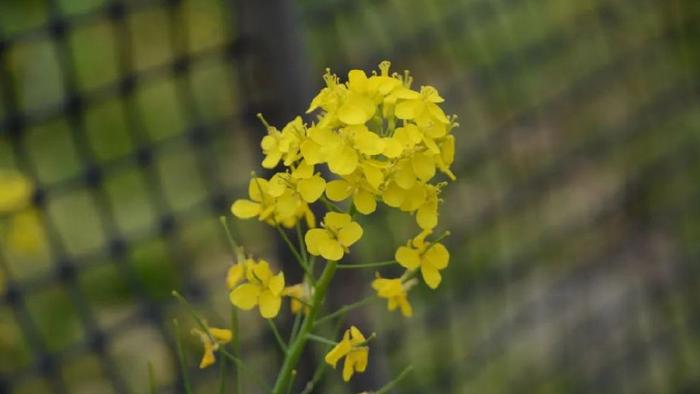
top-left (225, 62), bottom-right (457, 384)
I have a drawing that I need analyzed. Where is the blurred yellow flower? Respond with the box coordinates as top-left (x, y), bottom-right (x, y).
top-left (371, 276), bottom-right (413, 317)
top-left (0, 170), bottom-right (33, 213)
top-left (324, 326), bottom-right (369, 382)
top-left (229, 259), bottom-right (285, 318)
top-left (281, 283), bottom-right (311, 315)
top-left (191, 326), bottom-right (232, 369)
top-left (305, 212), bottom-right (363, 261)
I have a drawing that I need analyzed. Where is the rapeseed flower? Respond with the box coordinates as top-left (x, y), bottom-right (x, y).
top-left (324, 326), bottom-right (369, 382)
top-left (191, 326), bottom-right (232, 369)
top-left (282, 282), bottom-right (312, 315)
top-left (372, 276), bottom-right (414, 317)
top-left (305, 212), bottom-right (363, 261)
top-left (229, 259), bottom-right (285, 318)
top-left (395, 230), bottom-right (450, 289)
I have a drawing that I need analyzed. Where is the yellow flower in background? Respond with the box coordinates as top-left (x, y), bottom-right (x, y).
top-left (0, 169), bottom-right (33, 213)
top-left (372, 276), bottom-right (413, 317)
top-left (191, 326), bottom-right (232, 369)
top-left (5, 209), bottom-right (44, 253)
top-left (282, 283), bottom-right (312, 315)
top-left (324, 326), bottom-right (369, 382)
top-left (395, 230), bottom-right (450, 289)
top-left (229, 259), bottom-right (285, 318)
top-left (305, 212), bottom-right (363, 261)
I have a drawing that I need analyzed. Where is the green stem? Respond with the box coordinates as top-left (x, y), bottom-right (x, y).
top-left (295, 222), bottom-right (308, 263)
top-left (374, 365), bottom-right (414, 394)
top-left (267, 319), bottom-right (288, 353)
top-left (173, 320), bottom-right (193, 394)
top-left (231, 307), bottom-right (242, 394)
top-left (314, 295), bottom-right (376, 327)
top-left (320, 196), bottom-right (344, 212)
top-left (306, 334), bottom-right (338, 346)
top-left (271, 261), bottom-right (338, 394)
top-left (336, 260), bottom-right (396, 269)
top-left (276, 225), bottom-right (315, 283)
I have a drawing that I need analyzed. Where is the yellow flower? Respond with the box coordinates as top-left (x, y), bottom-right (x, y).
top-left (395, 230), bottom-right (450, 289)
top-left (0, 170), bottom-right (33, 213)
top-left (191, 326), bottom-right (233, 369)
top-left (260, 116), bottom-right (305, 169)
top-left (395, 85), bottom-right (450, 124)
top-left (281, 283), bottom-right (312, 315)
top-left (231, 177), bottom-right (315, 228)
top-left (324, 326), bottom-right (369, 382)
top-left (229, 259), bottom-right (285, 318)
top-left (305, 212), bottom-right (363, 261)
top-left (371, 276), bottom-right (413, 317)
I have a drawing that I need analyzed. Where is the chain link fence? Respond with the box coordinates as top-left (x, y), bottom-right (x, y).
top-left (0, 0), bottom-right (698, 393)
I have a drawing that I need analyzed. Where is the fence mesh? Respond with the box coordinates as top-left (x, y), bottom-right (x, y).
top-left (0, 0), bottom-right (699, 393)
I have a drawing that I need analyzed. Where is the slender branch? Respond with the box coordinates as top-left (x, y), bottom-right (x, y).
top-left (288, 311), bottom-right (303, 346)
top-left (300, 312), bottom-right (347, 394)
top-left (276, 225), bottom-right (315, 283)
top-left (319, 195), bottom-right (344, 212)
top-left (267, 319), bottom-right (288, 354)
top-left (285, 370), bottom-right (297, 394)
top-left (295, 222), bottom-right (308, 263)
top-left (374, 365), bottom-right (414, 394)
top-left (314, 296), bottom-right (376, 327)
top-left (148, 362), bottom-right (156, 394)
top-left (173, 320), bottom-right (193, 394)
top-left (306, 334), bottom-right (338, 346)
top-left (219, 348), bottom-right (272, 393)
top-left (231, 307), bottom-right (242, 394)
top-left (336, 260), bottom-right (396, 269)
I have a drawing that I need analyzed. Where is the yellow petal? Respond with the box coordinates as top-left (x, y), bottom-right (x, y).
top-left (292, 160), bottom-right (314, 179)
top-left (199, 346), bottom-right (216, 369)
top-left (325, 336), bottom-right (352, 368)
top-left (268, 272), bottom-right (285, 296)
top-left (326, 179), bottom-right (354, 201)
top-left (399, 297), bottom-right (413, 317)
top-left (394, 100), bottom-right (418, 120)
top-left (382, 138), bottom-right (403, 158)
top-left (301, 139), bottom-right (324, 165)
top-left (231, 200), bottom-right (261, 219)
top-left (421, 264), bottom-right (442, 289)
top-left (230, 283), bottom-right (261, 310)
top-left (354, 128), bottom-right (385, 155)
top-left (305, 228), bottom-right (329, 256)
top-left (259, 290), bottom-right (282, 318)
top-left (248, 178), bottom-right (268, 202)
top-left (226, 264), bottom-right (245, 289)
top-left (411, 152), bottom-right (436, 182)
top-left (328, 145), bottom-right (358, 175)
top-left (348, 69), bottom-right (368, 92)
top-left (361, 163), bottom-right (384, 190)
top-left (253, 260), bottom-right (272, 283)
top-left (342, 355), bottom-right (355, 382)
top-left (319, 238), bottom-right (344, 261)
top-left (400, 184), bottom-right (427, 212)
top-left (262, 151), bottom-right (282, 169)
top-left (324, 212), bottom-right (352, 230)
top-left (416, 202), bottom-right (438, 230)
top-left (425, 243), bottom-right (449, 269)
top-left (338, 94), bottom-right (375, 125)
top-left (338, 221), bottom-right (363, 247)
top-left (354, 348), bottom-right (368, 372)
top-left (394, 162), bottom-right (416, 190)
top-left (297, 175), bottom-right (326, 203)
top-left (274, 193), bottom-right (299, 220)
top-left (381, 182), bottom-right (405, 208)
top-left (395, 246), bottom-right (421, 270)
top-left (441, 135), bottom-right (455, 166)
top-left (209, 328), bottom-right (233, 343)
top-left (353, 190), bottom-right (376, 215)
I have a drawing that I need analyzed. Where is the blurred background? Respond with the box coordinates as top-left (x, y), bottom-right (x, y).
top-left (0, 0), bottom-right (699, 393)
